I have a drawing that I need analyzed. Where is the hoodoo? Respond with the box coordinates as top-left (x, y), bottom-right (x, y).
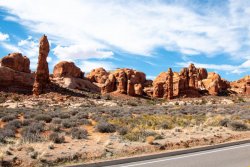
top-left (33, 35), bottom-right (50, 95)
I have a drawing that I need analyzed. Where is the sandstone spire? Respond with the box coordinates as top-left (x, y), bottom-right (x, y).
top-left (33, 35), bottom-right (50, 95)
top-left (167, 68), bottom-right (173, 99)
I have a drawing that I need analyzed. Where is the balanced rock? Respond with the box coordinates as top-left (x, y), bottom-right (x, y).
top-left (87, 67), bottom-right (109, 84)
top-left (33, 35), bottom-right (50, 96)
top-left (53, 61), bottom-right (83, 78)
top-left (0, 53), bottom-right (30, 73)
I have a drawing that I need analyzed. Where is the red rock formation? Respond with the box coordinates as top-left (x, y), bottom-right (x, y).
top-left (33, 35), bottom-right (50, 96)
top-left (53, 61), bottom-right (83, 78)
top-left (230, 76), bottom-right (250, 95)
top-left (153, 64), bottom-right (229, 98)
top-left (0, 53), bottom-right (30, 73)
top-left (87, 67), bottom-right (109, 84)
top-left (88, 68), bottom-right (147, 96)
top-left (0, 66), bottom-right (34, 93)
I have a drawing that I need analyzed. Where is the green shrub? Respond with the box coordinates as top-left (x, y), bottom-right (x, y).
top-left (95, 122), bottom-right (116, 133)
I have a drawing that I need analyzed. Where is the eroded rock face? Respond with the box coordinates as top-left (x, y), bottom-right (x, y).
top-left (53, 61), bottom-right (83, 78)
top-left (230, 76), bottom-right (250, 95)
top-left (0, 53), bottom-right (31, 73)
top-left (87, 67), bottom-right (109, 84)
top-left (153, 68), bottom-right (174, 99)
top-left (0, 66), bottom-right (34, 93)
top-left (153, 64), bottom-right (229, 98)
top-left (88, 68), bottom-right (147, 96)
top-left (33, 35), bottom-right (50, 96)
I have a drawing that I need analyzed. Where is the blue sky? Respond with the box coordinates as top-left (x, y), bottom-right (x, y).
top-left (0, 0), bottom-right (250, 81)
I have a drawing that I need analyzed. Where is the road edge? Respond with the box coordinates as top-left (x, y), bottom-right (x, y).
top-left (68, 139), bottom-right (250, 167)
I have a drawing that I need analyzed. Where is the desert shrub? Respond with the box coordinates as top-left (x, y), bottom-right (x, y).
top-left (124, 129), bottom-right (162, 142)
top-left (77, 118), bottom-right (92, 125)
top-left (21, 122), bottom-right (45, 142)
top-left (70, 110), bottom-right (79, 116)
top-left (228, 121), bottom-right (248, 131)
top-left (49, 124), bottom-right (62, 132)
top-left (219, 118), bottom-right (230, 127)
top-left (35, 114), bottom-right (52, 123)
top-left (59, 113), bottom-right (71, 119)
top-left (49, 132), bottom-right (65, 143)
top-left (5, 120), bottom-right (22, 129)
top-left (70, 128), bottom-right (88, 139)
top-left (159, 123), bottom-right (172, 129)
top-left (117, 127), bottom-right (128, 135)
top-left (76, 113), bottom-right (89, 119)
top-left (95, 122), bottom-right (116, 133)
top-left (1, 115), bottom-right (16, 122)
top-left (22, 119), bottom-right (34, 126)
top-left (62, 120), bottom-right (77, 128)
top-left (52, 118), bottom-right (62, 124)
top-left (0, 128), bottom-right (16, 143)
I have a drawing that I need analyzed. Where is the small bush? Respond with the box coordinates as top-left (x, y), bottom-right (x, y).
top-left (228, 121), bottom-right (248, 131)
top-left (49, 124), bottom-right (62, 132)
top-left (95, 122), bottom-right (116, 133)
top-left (117, 127), bottom-right (128, 135)
top-left (59, 113), bottom-right (70, 119)
top-left (1, 115), bottom-right (16, 122)
top-left (124, 130), bottom-right (162, 142)
top-left (219, 119), bottom-right (230, 127)
top-left (35, 114), bottom-right (52, 123)
top-left (62, 120), bottom-right (77, 128)
top-left (22, 119), bottom-right (34, 126)
top-left (21, 122), bottom-right (45, 142)
top-left (49, 132), bottom-right (65, 143)
top-left (5, 120), bottom-right (22, 129)
top-left (70, 128), bottom-right (88, 139)
top-left (77, 118), bottom-right (92, 125)
top-left (0, 128), bottom-right (16, 143)
top-left (52, 118), bottom-right (62, 124)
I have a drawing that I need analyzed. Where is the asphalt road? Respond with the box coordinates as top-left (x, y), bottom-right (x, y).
top-left (108, 143), bottom-right (250, 167)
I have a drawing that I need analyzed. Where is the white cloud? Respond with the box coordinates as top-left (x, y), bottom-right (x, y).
top-left (176, 60), bottom-right (250, 74)
top-left (0, 32), bottom-right (9, 41)
top-left (53, 45), bottom-right (113, 61)
top-left (1, 0), bottom-right (250, 60)
top-left (79, 61), bottom-right (115, 73)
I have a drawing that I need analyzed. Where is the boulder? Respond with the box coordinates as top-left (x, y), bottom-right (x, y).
top-left (53, 61), bottom-right (83, 78)
top-left (33, 35), bottom-right (50, 95)
top-left (0, 52), bottom-right (30, 73)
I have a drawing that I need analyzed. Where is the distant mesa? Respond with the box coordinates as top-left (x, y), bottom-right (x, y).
top-left (0, 34), bottom-right (249, 98)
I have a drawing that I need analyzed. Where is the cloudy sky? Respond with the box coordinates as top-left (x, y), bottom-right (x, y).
top-left (0, 0), bottom-right (250, 81)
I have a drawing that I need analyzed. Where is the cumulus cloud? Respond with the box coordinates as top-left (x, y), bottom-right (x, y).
top-left (176, 60), bottom-right (250, 74)
top-left (53, 45), bottom-right (113, 61)
top-left (79, 61), bottom-right (116, 73)
top-left (1, 0), bottom-right (250, 60)
top-left (0, 32), bottom-right (9, 41)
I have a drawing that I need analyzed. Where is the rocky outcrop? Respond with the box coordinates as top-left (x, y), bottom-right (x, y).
top-left (87, 67), bottom-right (109, 84)
top-left (88, 68), bottom-right (148, 96)
top-left (53, 61), bottom-right (83, 78)
top-left (51, 77), bottom-right (100, 92)
top-left (153, 68), bottom-right (174, 99)
top-left (0, 66), bottom-right (34, 92)
top-left (153, 64), bottom-right (229, 99)
top-left (0, 53), bottom-right (31, 73)
top-left (230, 76), bottom-right (250, 95)
top-left (33, 35), bottom-right (50, 96)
